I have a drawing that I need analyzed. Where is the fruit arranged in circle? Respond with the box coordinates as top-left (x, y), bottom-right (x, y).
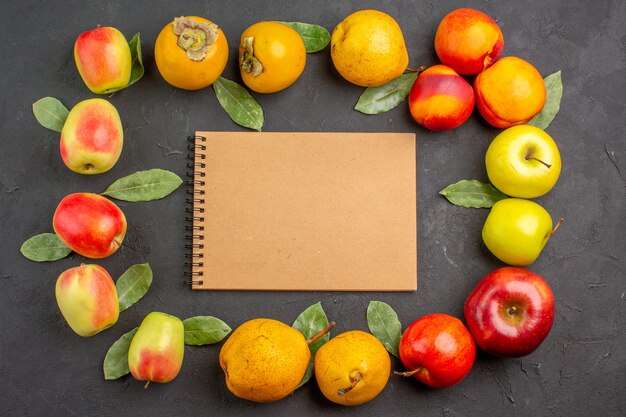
top-left (239, 22), bottom-right (306, 93)
top-left (155, 16), bottom-right (229, 90)
top-left (482, 198), bottom-right (556, 266)
top-left (331, 9), bottom-right (409, 87)
top-left (474, 56), bottom-right (547, 128)
top-left (60, 98), bottom-right (123, 175)
top-left (55, 264), bottom-right (119, 337)
top-left (486, 125), bottom-right (561, 198)
top-left (74, 26), bottom-right (131, 94)
top-left (408, 65), bottom-right (475, 131)
top-left (128, 312), bottom-right (185, 385)
top-left (434, 8), bottom-right (504, 76)
top-left (315, 330), bottom-right (390, 406)
top-left (219, 318), bottom-right (310, 402)
top-left (464, 267), bottom-right (555, 357)
top-left (398, 313), bottom-right (476, 388)
top-left (53, 193), bottom-right (127, 259)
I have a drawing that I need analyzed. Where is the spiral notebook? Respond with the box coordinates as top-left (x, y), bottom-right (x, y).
top-left (185, 131), bottom-right (417, 291)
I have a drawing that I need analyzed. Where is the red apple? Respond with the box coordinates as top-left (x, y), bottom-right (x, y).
top-left (53, 193), bottom-right (127, 259)
top-left (55, 264), bottom-right (119, 337)
top-left (464, 267), bottom-right (555, 357)
top-left (398, 313), bottom-right (476, 388)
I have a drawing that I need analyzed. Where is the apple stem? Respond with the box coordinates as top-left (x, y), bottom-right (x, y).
top-left (406, 65), bottom-right (426, 74)
top-left (144, 380), bottom-right (151, 389)
top-left (306, 321), bottom-right (336, 346)
top-left (525, 155), bottom-right (552, 169)
top-left (338, 371), bottom-right (362, 396)
top-left (394, 367), bottom-right (422, 378)
top-left (549, 217), bottom-right (564, 238)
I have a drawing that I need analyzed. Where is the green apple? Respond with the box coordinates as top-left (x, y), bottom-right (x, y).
top-left (485, 125), bottom-right (561, 198)
top-left (482, 198), bottom-right (559, 266)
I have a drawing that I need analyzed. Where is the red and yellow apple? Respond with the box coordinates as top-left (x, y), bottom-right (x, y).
top-left (398, 313), bottom-right (476, 388)
top-left (128, 312), bottom-right (185, 385)
top-left (434, 8), bottom-right (504, 76)
top-left (53, 193), bottom-right (127, 259)
top-left (74, 26), bottom-right (131, 94)
top-left (55, 264), bottom-right (119, 337)
top-left (60, 98), bottom-right (123, 175)
top-left (464, 267), bottom-right (555, 357)
top-left (408, 65), bottom-right (475, 131)
top-left (485, 125), bottom-right (561, 198)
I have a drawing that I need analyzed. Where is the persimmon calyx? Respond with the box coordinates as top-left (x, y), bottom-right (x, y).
top-left (172, 16), bottom-right (218, 61)
top-left (241, 37), bottom-right (263, 76)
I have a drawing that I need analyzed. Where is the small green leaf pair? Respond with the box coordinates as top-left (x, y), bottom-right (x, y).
top-left (292, 302), bottom-right (331, 388)
top-left (214, 22), bottom-right (329, 132)
top-left (103, 315), bottom-right (231, 380)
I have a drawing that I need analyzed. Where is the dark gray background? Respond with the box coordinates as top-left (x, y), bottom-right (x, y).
top-left (1, 0), bottom-right (624, 416)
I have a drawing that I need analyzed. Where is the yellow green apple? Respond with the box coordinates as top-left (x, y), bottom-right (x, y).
top-left (482, 198), bottom-right (557, 266)
top-left (74, 26), bottom-right (131, 94)
top-left (485, 125), bottom-right (561, 198)
top-left (128, 312), bottom-right (185, 385)
top-left (60, 98), bottom-right (123, 175)
top-left (55, 264), bottom-right (119, 337)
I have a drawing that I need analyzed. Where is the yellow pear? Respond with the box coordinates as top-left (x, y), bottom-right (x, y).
top-left (219, 318), bottom-right (334, 402)
top-left (314, 330), bottom-right (391, 406)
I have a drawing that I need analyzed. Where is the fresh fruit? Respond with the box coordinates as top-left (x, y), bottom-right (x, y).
top-left (331, 9), bottom-right (409, 87)
top-left (55, 264), bottom-right (119, 337)
top-left (74, 27), bottom-right (131, 94)
top-left (128, 312), bottom-right (185, 386)
top-left (60, 98), bottom-right (123, 175)
top-left (482, 198), bottom-right (559, 266)
top-left (434, 8), bottom-right (504, 76)
top-left (315, 330), bottom-right (390, 406)
top-left (239, 21), bottom-right (306, 93)
top-left (53, 193), bottom-right (127, 259)
top-left (397, 313), bottom-right (475, 388)
top-left (464, 267), bottom-right (555, 357)
top-left (474, 56), bottom-right (547, 128)
top-left (485, 125), bottom-right (561, 198)
top-left (219, 318), bottom-right (328, 402)
top-left (155, 16), bottom-right (229, 90)
top-left (408, 65), bottom-right (475, 131)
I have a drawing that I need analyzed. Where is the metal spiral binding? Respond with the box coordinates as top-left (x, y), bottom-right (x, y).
top-left (184, 135), bottom-right (207, 287)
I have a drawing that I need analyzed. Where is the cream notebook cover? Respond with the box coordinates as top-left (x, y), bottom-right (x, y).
top-left (187, 131), bottom-right (416, 291)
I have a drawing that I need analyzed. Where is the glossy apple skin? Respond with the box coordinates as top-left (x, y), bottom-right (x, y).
top-left (60, 98), bottom-right (123, 175)
top-left (482, 198), bottom-right (553, 266)
top-left (486, 125), bottom-right (561, 198)
top-left (464, 267), bottom-right (555, 357)
top-left (74, 27), bottom-right (131, 94)
top-left (408, 65), bottom-right (475, 131)
top-left (53, 193), bottom-right (127, 259)
top-left (399, 313), bottom-right (476, 388)
top-left (128, 312), bottom-right (185, 384)
top-left (434, 8), bottom-right (504, 76)
top-left (55, 264), bottom-right (119, 337)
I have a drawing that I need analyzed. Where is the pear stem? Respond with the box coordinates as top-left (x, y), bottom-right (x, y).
top-left (525, 155), bottom-right (552, 168)
top-left (306, 321), bottom-right (336, 346)
top-left (144, 380), bottom-right (151, 389)
top-left (549, 217), bottom-right (564, 238)
top-left (338, 371), bottom-right (362, 396)
top-left (394, 367), bottom-right (422, 378)
top-left (406, 65), bottom-right (426, 74)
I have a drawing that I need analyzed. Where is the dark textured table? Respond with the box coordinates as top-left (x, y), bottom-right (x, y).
top-left (2, 1), bottom-right (624, 416)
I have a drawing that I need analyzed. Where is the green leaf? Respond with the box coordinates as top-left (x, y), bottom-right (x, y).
top-left (292, 302), bottom-right (330, 388)
top-left (103, 327), bottom-right (138, 380)
top-left (528, 70), bottom-right (563, 130)
top-left (367, 301), bottom-right (402, 358)
top-left (116, 264), bottom-right (152, 312)
top-left (439, 180), bottom-right (508, 208)
top-left (101, 169), bottom-right (183, 202)
top-left (20, 233), bottom-right (72, 262)
top-left (32, 97), bottom-right (69, 132)
top-left (126, 32), bottom-right (144, 87)
top-left (183, 316), bottom-right (231, 346)
top-left (277, 22), bottom-right (330, 53)
top-left (213, 77), bottom-right (264, 131)
top-left (355, 72), bottom-right (418, 115)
